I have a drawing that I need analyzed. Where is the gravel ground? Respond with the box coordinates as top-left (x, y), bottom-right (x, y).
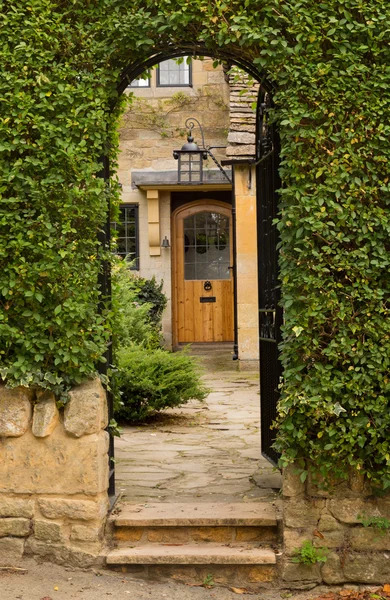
top-left (0, 558), bottom-right (378, 600)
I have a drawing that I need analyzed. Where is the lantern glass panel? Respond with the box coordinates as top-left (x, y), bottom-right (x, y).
top-left (178, 152), bottom-right (203, 183)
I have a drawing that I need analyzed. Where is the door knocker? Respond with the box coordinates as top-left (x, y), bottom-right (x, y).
top-left (204, 281), bottom-right (212, 291)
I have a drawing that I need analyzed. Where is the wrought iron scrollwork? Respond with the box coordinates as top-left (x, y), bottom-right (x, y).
top-left (259, 308), bottom-right (276, 341)
top-left (257, 92), bottom-right (274, 160)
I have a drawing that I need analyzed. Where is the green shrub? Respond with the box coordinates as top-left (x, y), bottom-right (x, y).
top-left (113, 346), bottom-right (209, 423)
top-left (129, 274), bottom-right (167, 329)
top-left (2, 1), bottom-right (389, 488)
top-left (111, 260), bottom-right (160, 351)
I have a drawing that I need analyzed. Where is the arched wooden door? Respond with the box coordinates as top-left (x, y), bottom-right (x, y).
top-left (172, 200), bottom-right (234, 344)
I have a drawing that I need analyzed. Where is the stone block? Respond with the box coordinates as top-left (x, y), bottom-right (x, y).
top-left (230, 124), bottom-right (256, 133)
top-left (281, 561), bottom-right (321, 584)
top-left (35, 520), bottom-right (63, 542)
top-left (321, 552), bottom-right (345, 584)
top-left (38, 497), bottom-right (108, 521)
top-left (206, 71), bottom-right (226, 84)
top-left (283, 528), bottom-right (313, 556)
top-left (0, 386), bottom-right (33, 437)
top-left (71, 524), bottom-right (102, 542)
top-left (283, 465), bottom-right (305, 497)
top-left (284, 498), bottom-right (324, 528)
top-left (0, 517), bottom-right (31, 537)
top-left (150, 565), bottom-right (197, 581)
top-left (344, 552), bottom-right (390, 583)
top-left (25, 538), bottom-right (99, 568)
top-left (313, 529), bottom-right (345, 549)
top-left (328, 498), bottom-right (379, 524)
top-left (114, 527), bottom-right (144, 542)
top-left (227, 131), bottom-right (255, 145)
top-left (317, 512), bottom-right (344, 532)
top-left (226, 145), bottom-right (256, 157)
top-left (350, 527), bottom-right (390, 551)
top-left (0, 427), bottom-right (109, 495)
top-left (0, 497), bottom-right (34, 518)
top-left (32, 390), bottom-right (59, 437)
top-left (190, 527), bottom-right (231, 543)
top-left (202, 60), bottom-right (220, 71)
top-left (0, 537), bottom-right (25, 566)
top-left (247, 565), bottom-right (275, 583)
top-left (147, 527), bottom-right (189, 543)
top-left (235, 526), bottom-right (277, 543)
top-left (64, 379), bottom-right (108, 437)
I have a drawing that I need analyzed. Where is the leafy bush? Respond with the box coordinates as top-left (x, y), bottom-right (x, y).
top-left (113, 346), bottom-right (209, 423)
top-left (111, 262), bottom-right (207, 423)
top-left (128, 274), bottom-right (167, 330)
top-left (2, 1), bottom-right (389, 486)
top-left (111, 260), bottom-right (161, 351)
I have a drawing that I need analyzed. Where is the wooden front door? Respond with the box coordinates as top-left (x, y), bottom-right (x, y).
top-left (173, 201), bottom-right (234, 344)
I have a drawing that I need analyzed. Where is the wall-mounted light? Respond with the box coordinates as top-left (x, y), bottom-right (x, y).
top-left (173, 117), bottom-right (231, 184)
top-left (161, 236), bottom-right (170, 249)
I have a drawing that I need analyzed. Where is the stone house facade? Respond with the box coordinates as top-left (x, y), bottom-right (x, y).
top-left (117, 57), bottom-right (260, 366)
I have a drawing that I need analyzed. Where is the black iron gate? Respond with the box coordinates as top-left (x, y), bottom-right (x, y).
top-left (256, 88), bottom-right (282, 466)
top-left (97, 156), bottom-right (115, 499)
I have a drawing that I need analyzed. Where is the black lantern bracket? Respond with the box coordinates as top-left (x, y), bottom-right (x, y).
top-left (173, 117), bottom-right (232, 184)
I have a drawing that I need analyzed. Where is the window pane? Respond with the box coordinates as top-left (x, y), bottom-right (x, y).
top-left (111, 205), bottom-right (139, 269)
top-left (158, 58), bottom-right (191, 86)
top-left (159, 71), bottom-right (169, 86)
top-left (183, 211), bottom-right (230, 280)
top-left (129, 77), bottom-right (150, 87)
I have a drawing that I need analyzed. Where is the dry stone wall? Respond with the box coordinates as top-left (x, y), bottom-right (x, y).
top-left (225, 72), bottom-right (259, 159)
top-left (282, 465), bottom-right (390, 588)
top-left (0, 379), bottom-right (109, 568)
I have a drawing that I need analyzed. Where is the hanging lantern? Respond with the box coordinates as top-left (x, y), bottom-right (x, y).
top-left (173, 120), bottom-right (208, 184)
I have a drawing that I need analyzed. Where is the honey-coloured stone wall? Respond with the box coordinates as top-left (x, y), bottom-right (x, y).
top-left (0, 380), bottom-right (110, 568)
top-left (282, 465), bottom-right (390, 588)
top-left (234, 165), bottom-right (259, 366)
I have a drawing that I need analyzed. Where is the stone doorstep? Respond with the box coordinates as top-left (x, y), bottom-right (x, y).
top-left (113, 502), bottom-right (279, 527)
top-left (106, 544), bottom-right (276, 565)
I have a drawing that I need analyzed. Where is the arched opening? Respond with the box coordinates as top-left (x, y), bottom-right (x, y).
top-left (109, 46), bottom-right (281, 501)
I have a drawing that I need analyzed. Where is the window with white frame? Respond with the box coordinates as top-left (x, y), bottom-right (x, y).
top-left (157, 58), bottom-right (192, 87)
top-left (128, 76), bottom-right (150, 88)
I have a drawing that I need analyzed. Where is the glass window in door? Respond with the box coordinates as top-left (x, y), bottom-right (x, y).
top-left (184, 212), bottom-right (230, 280)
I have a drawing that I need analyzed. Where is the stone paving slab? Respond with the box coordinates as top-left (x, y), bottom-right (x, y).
top-left (115, 346), bottom-right (282, 503)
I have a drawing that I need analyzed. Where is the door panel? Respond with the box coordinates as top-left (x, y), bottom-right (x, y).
top-left (173, 201), bottom-right (234, 344)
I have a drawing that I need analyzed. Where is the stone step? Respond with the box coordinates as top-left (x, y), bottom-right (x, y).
top-left (111, 502), bottom-right (280, 547)
top-left (106, 544), bottom-right (277, 565)
top-left (113, 501), bottom-right (279, 527)
top-left (107, 503), bottom-right (280, 588)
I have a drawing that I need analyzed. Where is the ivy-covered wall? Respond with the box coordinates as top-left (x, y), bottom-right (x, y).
top-left (1, 0), bottom-right (389, 485)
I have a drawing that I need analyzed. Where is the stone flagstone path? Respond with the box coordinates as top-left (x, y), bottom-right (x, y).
top-left (115, 345), bottom-right (281, 503)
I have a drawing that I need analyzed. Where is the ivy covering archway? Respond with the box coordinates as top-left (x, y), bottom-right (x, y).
top-left (1, 0), bottom-right (389, 487)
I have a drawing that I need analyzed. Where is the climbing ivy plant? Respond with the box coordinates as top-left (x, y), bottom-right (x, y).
top-left (1, 0), bottom-right (389, 486)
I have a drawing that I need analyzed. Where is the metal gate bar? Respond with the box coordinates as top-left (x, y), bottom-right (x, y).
top-left (256, 88), bottom-right (282, 466)
top-left (97, 156), bottom-right (115, 499)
